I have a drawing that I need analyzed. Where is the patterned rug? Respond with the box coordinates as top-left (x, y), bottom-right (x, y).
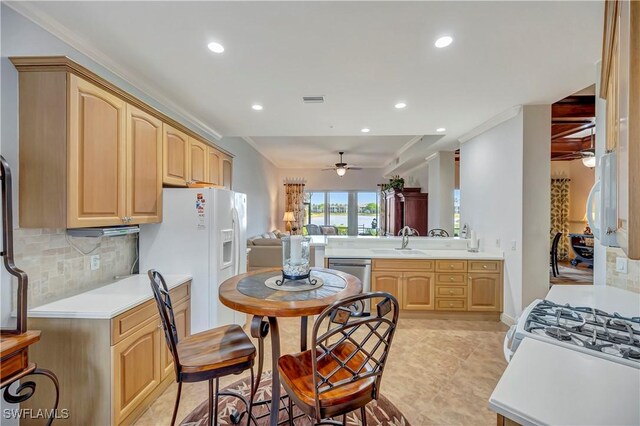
top-left (180, 371), bottom-right (410, 426)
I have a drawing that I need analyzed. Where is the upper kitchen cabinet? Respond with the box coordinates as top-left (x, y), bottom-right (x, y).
top-left (188, 137), bottom-right (208, 184)
top-left (221, 153), bottom-right (233, 190)
top-left (207, 147), bottom-right (221, 186)
top-left (127, 105), bottom-right (163, 224)
top-left (162, 124), bottom-right (190, 187)
top-left (600, 0), bottom-right (640, 259)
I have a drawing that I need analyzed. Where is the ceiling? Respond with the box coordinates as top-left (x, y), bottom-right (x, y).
top-left (8, 1), bottom-right (604, 168)
top-left (551, 93), bottom-right (596, 161)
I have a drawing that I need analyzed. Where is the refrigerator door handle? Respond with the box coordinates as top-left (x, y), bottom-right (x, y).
top-left (232, 207), bottom-right (240, 276)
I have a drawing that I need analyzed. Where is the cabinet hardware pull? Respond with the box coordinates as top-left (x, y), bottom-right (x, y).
top-left (450, 277), bottom-right (454, 281)
top-left (483, 265), bottom-right (487, 269)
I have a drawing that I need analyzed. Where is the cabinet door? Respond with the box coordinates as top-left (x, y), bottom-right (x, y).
top-left (371, 272), bottom-right (402, 305)
top-left (189, 137), bottom-right (207, 183)
top-left (112, 319), bottom-right (161, 424)
top-left (163, 124), bottom-right (189, 186)
top-left (126, 105), bottom-right (162, 224)
top-left (207, 147), bottom-right (221, 185)
top-left (221, 154), bottom-right (233, 189)
top-left (468, 273), bottom-right (502, 312)
top-left (160, 299), bottom-right (190, 380)
top-left (402, 272), bottom-right (435, 310)
top-left (68, 75), bottom-right (126, 227)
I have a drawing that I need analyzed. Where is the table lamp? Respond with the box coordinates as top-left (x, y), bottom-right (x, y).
top-left (283, 211), bottom-right (295, 232)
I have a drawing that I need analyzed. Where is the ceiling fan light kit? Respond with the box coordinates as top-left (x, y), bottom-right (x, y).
top-left (322, 151), bottom-right (362, 177)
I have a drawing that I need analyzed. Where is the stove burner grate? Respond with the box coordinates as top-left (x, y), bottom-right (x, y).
top-left (545, 326), bottom-right (572, 341)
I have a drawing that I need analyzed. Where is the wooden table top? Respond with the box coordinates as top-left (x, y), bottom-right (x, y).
top-left (219, 267), bottom-right (362, 317)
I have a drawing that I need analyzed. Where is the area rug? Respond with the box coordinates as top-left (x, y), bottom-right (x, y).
top-left (180, 370), bottom-right (410, 426)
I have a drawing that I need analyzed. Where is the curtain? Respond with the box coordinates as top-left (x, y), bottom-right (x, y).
top-left (550, 178), bottom-right (570, 260)
top-left (284, 181), bottom-right (305, 234)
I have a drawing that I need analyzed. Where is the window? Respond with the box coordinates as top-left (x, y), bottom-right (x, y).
top-left (303, 190), bottom-right (378, 236)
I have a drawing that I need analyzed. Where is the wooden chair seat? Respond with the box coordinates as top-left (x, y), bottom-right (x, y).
top-left (178, 324), bottom-right (256, 375)
top-left (278, 341), bottom-right (375, 414)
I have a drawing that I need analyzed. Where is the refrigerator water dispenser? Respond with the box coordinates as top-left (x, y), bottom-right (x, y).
top-left (221, 229), bottom-right (234, 268)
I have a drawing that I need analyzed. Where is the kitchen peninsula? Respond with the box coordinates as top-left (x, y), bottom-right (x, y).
top-left (323, 237), bottom-right (504, 319)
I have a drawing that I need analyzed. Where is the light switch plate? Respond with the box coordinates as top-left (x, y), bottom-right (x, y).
top-left (616, 257), bottom-right (628, 274)
top-left (90, 255), bottom-right (100, 271)
top-left (511, 240), bottom-right (517, 251)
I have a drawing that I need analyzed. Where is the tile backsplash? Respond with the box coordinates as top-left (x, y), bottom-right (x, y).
top-left (606, 247), bottom-right (640, 293)
top-left (13, 228), bottom-right (137, 308)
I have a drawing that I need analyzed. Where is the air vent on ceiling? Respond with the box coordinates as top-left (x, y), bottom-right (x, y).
top-left (302, 96), bottom-right (325, 103)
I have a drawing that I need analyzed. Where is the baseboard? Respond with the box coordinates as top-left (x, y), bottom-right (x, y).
top-left (500, 312), bottom-right (516, 326)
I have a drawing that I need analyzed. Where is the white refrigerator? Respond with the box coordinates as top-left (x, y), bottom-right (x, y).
top-left (140, 187), bottom-right (247, 333)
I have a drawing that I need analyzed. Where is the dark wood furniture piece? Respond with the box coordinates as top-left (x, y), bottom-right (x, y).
top-left (568, 233), bottom-right (594, 268)
top-left (219, 267), bottom-right (362, 426)
top-left (278, 292), bottom-right (399, 425)
top-left (0, 156), bottom-right (59, 425)
top-left (382, 188), bottom-right (428, 236)
top-left (149, 270), bottom-right (256, 426)
top-left (550, 232), bottom-right (562, 277)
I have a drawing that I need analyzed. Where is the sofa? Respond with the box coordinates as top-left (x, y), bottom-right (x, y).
top-left (247, 230), bottom-right (316, 271)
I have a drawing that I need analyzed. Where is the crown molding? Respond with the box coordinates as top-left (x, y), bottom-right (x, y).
top-left (5, 1), bottom-right (224, 141)
top-left (458, 105), bottom-right (522, 144)
top-left (241, 137), bottom-right (282, 168)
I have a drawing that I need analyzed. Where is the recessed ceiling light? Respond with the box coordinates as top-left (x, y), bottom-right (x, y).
top-left (252, 104), bottom-right (263, 111)
top-left (395, 102), bottom-right (407, 109)
top-left (434, 36), bottom-right (453, 48)
top-left (361, 128), bottom-right (370, 133)
top-left (436, 127), bottom-right (446, 132)
top-left (207, 42), bottom-right (225, 53)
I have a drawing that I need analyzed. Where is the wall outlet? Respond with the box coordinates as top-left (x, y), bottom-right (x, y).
top-left (90, 255), bottom-right (100, 271)
top-left (496, 238), bottom-right (501, 248)
top-left (511, 240), bottom-right (517, 251)
top-left (615, 257), bottom-right (628, 274)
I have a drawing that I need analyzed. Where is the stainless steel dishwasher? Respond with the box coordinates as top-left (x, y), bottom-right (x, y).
top-left (327, 258), bottom-right (372, 313)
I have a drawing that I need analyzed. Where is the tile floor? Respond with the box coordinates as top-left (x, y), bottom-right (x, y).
top-left (136, 317), bottom-right (509, 426)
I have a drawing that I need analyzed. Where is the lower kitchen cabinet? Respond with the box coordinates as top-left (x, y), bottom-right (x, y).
top-left (468, 273), bottom-right (503, 312)
top-left (402, 272), bottom-right (435, 310)
top-left (24, 281), bottom-right (191, 426)
top-left (371, 271), bottom-right (403, 302)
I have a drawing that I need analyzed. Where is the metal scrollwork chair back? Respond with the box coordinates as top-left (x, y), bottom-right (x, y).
top-left (427, 228), bottom-right (450, 237)
top-left (148, 270), bottom-right (181, 377)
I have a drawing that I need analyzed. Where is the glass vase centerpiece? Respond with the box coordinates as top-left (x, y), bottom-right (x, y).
top-left (276, 235), bottom-right (317, 285)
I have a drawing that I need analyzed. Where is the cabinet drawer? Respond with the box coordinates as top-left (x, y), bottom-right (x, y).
top-left (435, 299), bottom-right (467, 311)
top-left (112, 282), bottom-right (190, 345)
top-left (436, 273), bottom-right (467, 284)
top-left (468, 261), bottom-right (501, 273)
top-left (435, 260), bottom-right (467, 272)
top-left (372, 259), bottom-right (434, 271)
top-left (435, 286), bottom-right (467, 298)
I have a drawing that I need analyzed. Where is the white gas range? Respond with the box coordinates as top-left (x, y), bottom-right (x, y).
top-left (505, 285), bottom-right (640, 369)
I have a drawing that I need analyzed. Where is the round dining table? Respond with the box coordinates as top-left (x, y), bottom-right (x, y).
top-left (219, 267), bottom-right (362, 426)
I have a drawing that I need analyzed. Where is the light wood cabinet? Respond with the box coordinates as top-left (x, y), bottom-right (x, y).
top-left (112, 319), bottom-right (162, 424)
top-left (25, 281), bottom-right (191, 426)
top-left (402, 272), bottom-right (435, 310)
top-left (371, 258), bottom-right (503, 315)
top-left (68, 75), bottom-right (127, 228)
top-left (468, 273), bottom-right (502, 312)
top-left (371, 271), bottom-right (403, 304)
top-left (208, 147), bottom-right (222, 186)
top-left (222, 153), bottom-right (233, 189)
top-left (163, 124), bottom-right (190, 187)
top-left (126, 105), bottom-right (163, 224)
top-left (189, 137), bottom-right (208, 183)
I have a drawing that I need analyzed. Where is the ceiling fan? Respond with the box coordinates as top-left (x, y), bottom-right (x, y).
top-left (322, 152), bottom-right (362, 177)
top-left (553, 127), bottom-right (596, 167)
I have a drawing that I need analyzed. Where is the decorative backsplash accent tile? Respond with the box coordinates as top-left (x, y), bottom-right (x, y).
top-left (12, 228), bottom-right (137, 308)
top-left (607, 247), bottom-right (640, 294)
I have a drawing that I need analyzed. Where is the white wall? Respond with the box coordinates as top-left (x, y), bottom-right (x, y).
top-left (460, 110), bottom-right (524, 320)
top-left (521, 105), bottom-right (551, 309)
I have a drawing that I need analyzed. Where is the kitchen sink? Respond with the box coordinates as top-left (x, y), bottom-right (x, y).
top-left (371, 249), bottom-right (427, 256)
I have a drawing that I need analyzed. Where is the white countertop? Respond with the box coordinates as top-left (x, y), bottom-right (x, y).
top-left (546, 284), bottom-right (640, 316)
top-left (28, 274), bottom-right (192, 319)
top-left (325, 248), bottom-right (503, 260)
top-left (489, 338), bottom-right (640, 426)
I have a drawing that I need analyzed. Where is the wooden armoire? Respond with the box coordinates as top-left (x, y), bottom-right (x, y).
top-left (382, 188), bottom-right (428, 236)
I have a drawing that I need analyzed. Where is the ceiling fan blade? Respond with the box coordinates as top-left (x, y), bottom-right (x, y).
top-left (321, 168), bottom-right (336, 171)
top-left (346, 167), bottom-right (363, 170)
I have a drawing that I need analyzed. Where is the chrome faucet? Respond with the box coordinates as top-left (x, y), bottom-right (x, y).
top-left (399, 226), bottom-right (418, 249)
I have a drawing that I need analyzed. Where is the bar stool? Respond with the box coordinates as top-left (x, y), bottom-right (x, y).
top-left (149, 270), bottom-right (256, 426)
top-left (278, 292), bottom-right (399, 425)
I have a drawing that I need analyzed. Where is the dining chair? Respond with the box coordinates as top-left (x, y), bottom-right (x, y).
top-left (149, 270), bottom-right (257, 426)
top-left (427, 228), bottom-right (450, 237)
top-left (550, 232), bottom-right (562, 277)
top-left (278, 292), bottom-right (399, 425)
